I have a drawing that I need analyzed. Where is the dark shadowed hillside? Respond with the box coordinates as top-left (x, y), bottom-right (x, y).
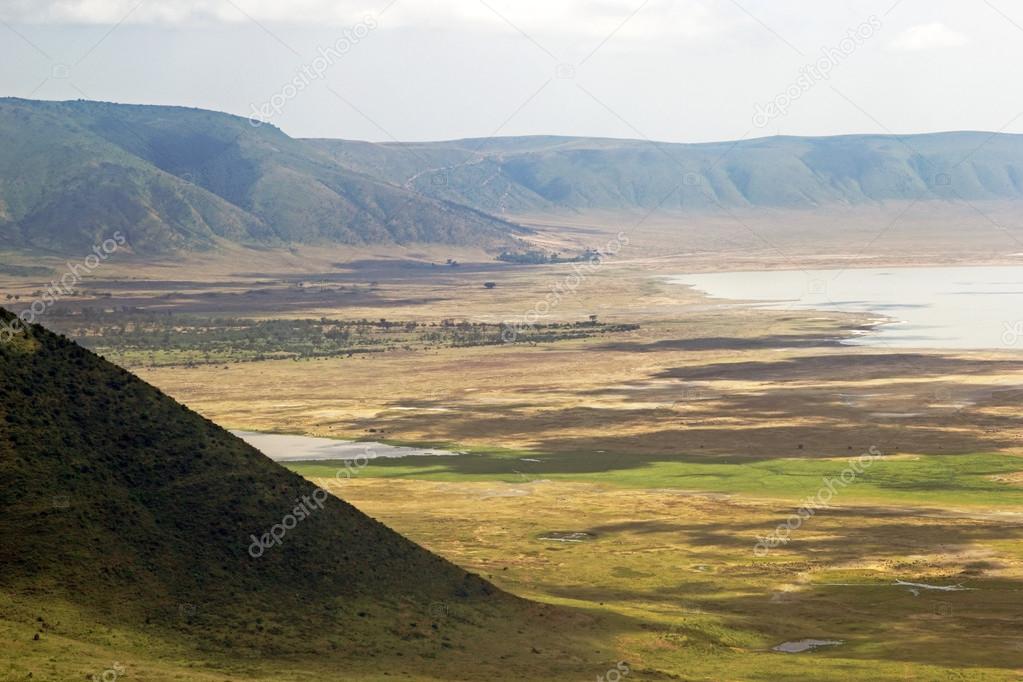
top-left (0, 307), bottom-right (604, 680)
top-left (0, 98), bottom-right (524, 253)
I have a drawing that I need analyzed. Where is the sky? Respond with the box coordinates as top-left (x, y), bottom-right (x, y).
top-left (1, 0), bottom-right (1021, 143)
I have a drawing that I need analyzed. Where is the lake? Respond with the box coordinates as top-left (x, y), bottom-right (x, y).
top-left (231, 430), bottom-right (459, 462)
top-left (672, 265), bottom-right (1023, 350)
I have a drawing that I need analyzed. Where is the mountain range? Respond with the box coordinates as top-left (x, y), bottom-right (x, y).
top-left (3, 97), bottom-right (1023, 254)
top-left (312, 131), bottom-right (1023, 214)
top-left (0, 98), bottom-right (523, 254)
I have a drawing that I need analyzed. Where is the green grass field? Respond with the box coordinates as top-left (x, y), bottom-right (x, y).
top-left (287, 448), bottom-right (1023, 509)
top-left (271, 439), bottom-right (1023, 680)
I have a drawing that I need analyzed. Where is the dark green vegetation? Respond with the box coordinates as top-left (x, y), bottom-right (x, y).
top-left (310, 132), bottom-right (1023, 212)
top-left (54, 312), bottom-right (639, 367)
top-left (496, 248), bottom-right (601, 264)
top-left (0, 98), bottom-right (523, 253)
top-left (0, 307), bottom-right (599, 680)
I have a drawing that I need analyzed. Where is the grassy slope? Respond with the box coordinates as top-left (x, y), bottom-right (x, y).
top-left (0, 307), bottom-right (612, 681)
top-left (0, 100), bottom-right (264, 252)
top-left (0, 98), bottom-right (524, 253)
top-left (308, 132), bottom-right (1023, 213)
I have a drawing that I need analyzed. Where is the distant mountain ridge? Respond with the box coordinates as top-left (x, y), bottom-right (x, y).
top-left (308, 131), bottom-right (1023, 214)
top-left (0, 98), bottom-right (524, 253)
top-left (4, 97), bottom-right (1023, 255)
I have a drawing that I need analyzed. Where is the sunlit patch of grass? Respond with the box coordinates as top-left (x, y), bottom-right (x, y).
top-left (288, 451), bottom-right (1023, 508)
top-left (293, 476), bottom-right (1023, 681)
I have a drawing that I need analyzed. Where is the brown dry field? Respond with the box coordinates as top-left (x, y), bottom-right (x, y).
top-left (6, 209), bottom-right (1023, 679)
top-left (114, 208), bottom-right (1023, 459)
top-left (4, 208), bottom-right (1022, 458)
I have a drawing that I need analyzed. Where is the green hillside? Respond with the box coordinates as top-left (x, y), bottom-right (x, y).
top-left (308, 132), bottom-right (1023, 213)
top-left (0, 98), bottom-right (524, 253)
top-left (8, 96), bottom-right (1023, 254)
top-left (0, 307), bottom-right (592, 680)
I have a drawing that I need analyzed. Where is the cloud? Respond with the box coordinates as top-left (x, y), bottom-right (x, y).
top-left (0, 0), bottom-right (731, 41)
top-left (889, 22), bottom-right (969, 51)
top-left (0, 0), bottom-right (707, 30)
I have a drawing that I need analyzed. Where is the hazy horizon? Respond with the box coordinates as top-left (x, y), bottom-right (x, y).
top-left (6, 94), bottom-right (1020, 146)
top-left (2, 0), bottom-right (1022, 143)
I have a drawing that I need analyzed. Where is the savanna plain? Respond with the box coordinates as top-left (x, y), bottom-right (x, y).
top-left (4, 212), bottom-right (1023, 681)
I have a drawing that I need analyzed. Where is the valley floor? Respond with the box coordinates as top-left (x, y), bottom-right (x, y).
top-left (5, 213), bottom-right (1023, 680)
top-left (317, 476), bottom-right (1023, 681)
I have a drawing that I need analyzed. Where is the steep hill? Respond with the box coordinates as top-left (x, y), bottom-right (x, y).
top-left (0, 98), bottom-right (524, 253)
top-left (0, 307), bottom-right (583, 679)
top-left (308, 132), bottom-right (1023, 214)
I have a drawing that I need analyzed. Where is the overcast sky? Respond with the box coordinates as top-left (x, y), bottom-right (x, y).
top-left (1, 0), bottom-right (1020, 143)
